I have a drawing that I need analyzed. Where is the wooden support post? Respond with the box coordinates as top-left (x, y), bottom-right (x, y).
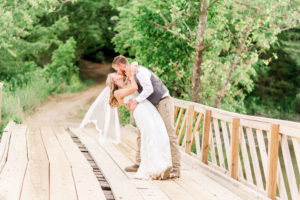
top-left (201, 110), bottom-right (212, 164)
top-left (266, 124), bottom-right (280, 200)
top-left (230, 118), bottom-right (240, 180)
top-left (185, 105), bottom-right (194, 154)
top-left (0, 83), bottom-right (3, 123)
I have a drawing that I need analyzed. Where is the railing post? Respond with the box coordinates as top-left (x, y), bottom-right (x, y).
top-left (0, 83), bottom-right (3, 123)
top-left (201, 110), bottom-right (212, 164)
top-left (230, 118), bottom-right (240, 180)
top-left (185, 105), bottom-right (194, 154)
top-left (266, 124), bottom-right (280, 200)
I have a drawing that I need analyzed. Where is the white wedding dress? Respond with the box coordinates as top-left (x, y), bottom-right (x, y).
top-left (124, 92), bottom-right (172, 179)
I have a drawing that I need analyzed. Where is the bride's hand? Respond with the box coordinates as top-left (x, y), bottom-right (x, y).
top-left (125, 65), bottom-right (133, 78)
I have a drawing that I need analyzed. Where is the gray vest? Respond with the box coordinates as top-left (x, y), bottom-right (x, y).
top-left (134, 67), bottom-right (169, 106)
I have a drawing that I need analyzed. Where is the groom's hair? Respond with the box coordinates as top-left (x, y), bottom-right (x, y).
top-left (112, 55), bottom-right (129, 66)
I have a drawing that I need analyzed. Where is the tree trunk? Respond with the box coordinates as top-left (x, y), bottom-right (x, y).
top-left (191, 0), bottom-right (209, 103)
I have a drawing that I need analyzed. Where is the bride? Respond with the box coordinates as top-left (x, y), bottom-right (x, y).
top-left (106, 68), bottom-right (172, 180)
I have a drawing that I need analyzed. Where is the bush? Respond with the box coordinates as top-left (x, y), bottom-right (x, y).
top-left (118, 105), bottom-right (130, 125)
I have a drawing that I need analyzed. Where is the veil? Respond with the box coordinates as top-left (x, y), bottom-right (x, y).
top-left (80, 86), bottom-right (120, 144)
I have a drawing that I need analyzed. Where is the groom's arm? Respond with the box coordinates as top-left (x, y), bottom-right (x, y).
top-left (135, 67), bottom-right (153, 103)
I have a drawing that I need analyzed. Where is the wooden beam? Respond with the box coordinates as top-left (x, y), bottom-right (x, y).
top-left (230, 118), bottom-right (240, 180)
top-left (201, 110), bottom-right (212, 164)
top-left (185, 105), bottom-right (195, 154)
top-left (266, 124), bottom-right (280, 200)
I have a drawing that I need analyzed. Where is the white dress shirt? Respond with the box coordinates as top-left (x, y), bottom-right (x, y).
top-left (135, 66), bottom-right (169, 103)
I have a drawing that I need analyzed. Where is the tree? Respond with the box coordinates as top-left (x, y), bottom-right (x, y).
top-left (112, 0), bottom-right (300, 111)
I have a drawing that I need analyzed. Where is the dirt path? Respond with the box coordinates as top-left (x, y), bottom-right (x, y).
top-left (25, 83), bottom-right (106, 127)
top-left (25, 61), bottom-right (110, 127)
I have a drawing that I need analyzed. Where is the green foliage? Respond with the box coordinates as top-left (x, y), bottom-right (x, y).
top-left (112, 0), bottom-right (300, 113)
top-left (44, 37), bottom-right (78, 90)
top-left (118, 105), bottom-right (130, 125)
top-left (43, 0), bottom-right (117, 62)
top-left (112, 0), bottom-right (196, 98)
top-left (247, 27), bottom-right (300, 115)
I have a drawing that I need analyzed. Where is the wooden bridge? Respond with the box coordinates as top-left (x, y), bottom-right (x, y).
top-left (0, 97), bottom-right (299, 200)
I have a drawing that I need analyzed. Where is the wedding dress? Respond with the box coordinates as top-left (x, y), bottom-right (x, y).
top-left (124, 92), bottom-right (172, 179)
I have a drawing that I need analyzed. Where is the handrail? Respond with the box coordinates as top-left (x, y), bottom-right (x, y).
top-left (173, 98), bottom-right (300, 129)
top-left (172, 98), bottom-right (300, 200)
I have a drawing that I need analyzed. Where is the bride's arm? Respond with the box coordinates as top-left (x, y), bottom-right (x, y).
top-left (114, 71), bottom-right (138, 102)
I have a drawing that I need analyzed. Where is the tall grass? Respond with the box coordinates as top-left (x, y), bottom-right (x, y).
top-left (0, 73), bottom-right (86, 133)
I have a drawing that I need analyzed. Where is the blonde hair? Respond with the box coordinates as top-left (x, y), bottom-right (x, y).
top-left (112, 55), bottom-right (129, 66)
top-left (106, 74), bottom-right (119, 107)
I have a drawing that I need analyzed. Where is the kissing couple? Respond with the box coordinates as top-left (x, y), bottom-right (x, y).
top-left (81, 55), bottom-right (181, 180)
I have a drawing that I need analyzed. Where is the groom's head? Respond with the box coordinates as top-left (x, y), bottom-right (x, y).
top-left (112, 55), bottom-right (129, 75)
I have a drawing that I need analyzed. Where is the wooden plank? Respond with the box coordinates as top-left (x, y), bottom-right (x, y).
top-left (201, 110), bottom-right (212, 164)
top-left (85, 131), bottom-right (170, 200)
top-left (174, 106), bottom-right (179, 121)
top-left (239, 127), bottom-right (253, 183)
top-left (54, 127), bottom-right (106, 200)
top-left (230, 119), bottom-right (240, 180)
top-left (185, 105), bottom-right (194, 153)
top-left (3, 120), bottom-right (16, 133)
top-left (0, 129), bottom-right (12, 173)
top-left (291, 137), bottom-right (300, 176)
top-left (255, 130), bottom-right (268, 178)
top-left (177, 113), bottom-right (187, 144)
top-left (70, 128), bottom-right (144, 200)
top-left (0, 121), bottom-right (15, 172)
top-left (41, 127), bottom-right (77, 200)
top-left (120, 126), bottom-right (247, 200)
top-left (228, 122), bottom-right (244, 179)
top-left (193, 113), bottom-right (203, 156)
top-left (0, 125), bottom-right (28, 200)
top-left (245, 127), bottom-right (263, 189)
top-left (280, 125), bottom-right (300, 138)
top-left (280, 135), bottom-right (299, 200)
top-left (182, 112), bottom-right (196, 149)
top-left (173, 98), bottom-right (300, 130)
top-left (20, 127), bottom-right (49, 200)
top-left (213, 118), bottom-right (225, 168)
top-left (114, 131), bottom-right (204, 200)
top-left (175, 108), bottom-right (184, 135)
top-left (209, 127), bottom-right (217, 165)
top-left (221, 120), bottom-right (231, 170)
top-left (266, 124), bottom-right (279, 200)
top-left (276, 162), bottom-right (289, 200)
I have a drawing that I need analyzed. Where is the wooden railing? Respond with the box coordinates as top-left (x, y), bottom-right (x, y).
top-left (173, 98), bottom-right (300, 200)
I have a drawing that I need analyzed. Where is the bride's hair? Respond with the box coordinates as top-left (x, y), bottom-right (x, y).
top-left (106, 74), bottom-right (119, 107)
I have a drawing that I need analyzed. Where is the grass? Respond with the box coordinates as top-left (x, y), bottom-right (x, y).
top-left (0, 73), bottom-right (87, 134)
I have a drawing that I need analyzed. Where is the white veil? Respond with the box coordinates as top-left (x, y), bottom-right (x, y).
top-left (80, 86), bottom-right (120, 144)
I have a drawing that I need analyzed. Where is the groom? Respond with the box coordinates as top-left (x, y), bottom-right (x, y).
top-left (112, 55), bottom-right (181, 178)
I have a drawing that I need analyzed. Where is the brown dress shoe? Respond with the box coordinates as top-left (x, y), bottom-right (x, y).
top-left (124, 164), bottom-right (139, 172)
top-left (169, 169), bottom-right (181, 179)
top-left (160, 166), bottom-right (172, 180)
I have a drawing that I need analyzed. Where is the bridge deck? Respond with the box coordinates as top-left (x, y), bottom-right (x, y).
top-left (0, 123), bottom-right (266, 200)
top-left (70, 126), bottom-right (265, 200)
top-left (0, 124), bottom-right (106, 200)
